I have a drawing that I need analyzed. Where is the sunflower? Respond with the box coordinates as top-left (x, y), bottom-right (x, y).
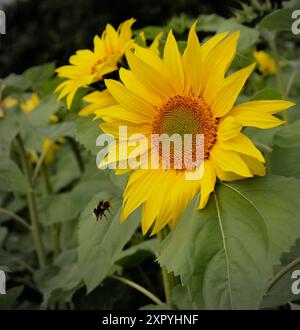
top-left (55, 18), bottom-right (136, 109)
top-left (88, 23), bottom-right (293, 235)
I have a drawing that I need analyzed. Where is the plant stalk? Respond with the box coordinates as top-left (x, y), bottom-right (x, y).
top-left (267, 256), bottom-right (300, 292)
top-left (109, 274), bottom-right (163, 305)
top-left (16, 134), bottom-right (46, 268)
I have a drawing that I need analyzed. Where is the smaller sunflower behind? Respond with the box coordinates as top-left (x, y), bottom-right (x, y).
top-left (55, 18), bottom-right (136, 109)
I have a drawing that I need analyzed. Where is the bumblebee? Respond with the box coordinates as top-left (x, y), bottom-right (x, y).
top-left (93, 200), bottom-right (112, 221)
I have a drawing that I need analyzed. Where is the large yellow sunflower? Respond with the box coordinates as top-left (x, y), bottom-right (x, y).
top-left (85, 23), bottom-right (293, 235)
top-left (55, 18), bottom-right (135, 109)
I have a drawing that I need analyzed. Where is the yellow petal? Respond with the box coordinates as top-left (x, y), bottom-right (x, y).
top-left (199, 160), bottom-right (216, 209)
top-left (119, 68), bottom-right (162, 106)
top-left (217, 116), bottom-right (242, 141)
top-left (149, 31), bottom-right (163, 55)
top-left (240, 154), bottom-right (266, 176)
top-left (229, 109), bottom-right (285, 129)
top-left (164, 30), bottom-right (185, 92)
top-left (230, 100), bottom-right (295, 115)
top-left (79, 90), bottom-right (116, 116)
top-left (200, 32), bottom-right (228, 61)
top-left (95, 104), bottom-right (150, 124)
top-left (210, 147), bottom-right (253, 177)
top-left (182, 21), bottom-right (202, 95)
top-left (105, 79), bottom-right (155, 119)
top-left (211, 63), bottom-right (256, 117)
top-left (126, 50), bottom-right (175, 98)
top-left (202, 32), bottom-right (240, 99)
top-left (218, 133), bottom-right (265, 162)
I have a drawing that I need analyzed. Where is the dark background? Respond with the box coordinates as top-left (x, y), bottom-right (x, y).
top-left (0, 0), bottom-right (283, 77)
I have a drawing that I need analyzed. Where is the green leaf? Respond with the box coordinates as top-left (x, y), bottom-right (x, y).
top-left (76, 117), bottom-right (101, 155)
top-left (196, 14), bottom-right (226, 32)
top-left (0, 160), bottom-right (29, 193)
top-left (0, 108), bottom-right (21, 158)
top-left (78, 192), bottom-right (140, 293)
top-left (22, 63), bottom-right (55, 88)
top-left (271, 120), bottom-right (300, 178)
top-left (217, 18), bottom-right (259, 52)
top-left (250, 88), bottom-right (282, 101)
top-left (257, 7), bottom-right (299, 33)
top-left (0, 286), bottom-right (24, 309)
top-left (158, 176), bottom-right (300, 309)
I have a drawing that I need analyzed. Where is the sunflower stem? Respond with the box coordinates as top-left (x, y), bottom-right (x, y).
top-left (157, 228), bottom-right (173, 305)
top-left (16, 134), bottom-right (47, 268)
top-left (109, 275), bottom-right (163, 305)
top-left (41, 163), bottom-right (61, 257)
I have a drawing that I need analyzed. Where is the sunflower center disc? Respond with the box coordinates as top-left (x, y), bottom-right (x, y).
top-left (152, 95), bottom-right (218, 169)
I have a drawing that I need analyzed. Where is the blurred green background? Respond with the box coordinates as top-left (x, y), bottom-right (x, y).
top-left (0, 0), bottom-right (284, 77)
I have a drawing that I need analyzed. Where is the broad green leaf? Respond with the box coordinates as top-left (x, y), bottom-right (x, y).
top-left (257, 7), bottom-right (299, 33)
top-left (159, 176), bottom-right (300, 309)
top-left (78, 192), bottom-right (140, 293)
top-left (217, 18), bottom-right (259, 52)
top-left (22, 63), bottom-right (55, 88)
top-left (271, 120), bottom-right (300, 178)
top-left (172, 284), bottom-right (198, 310)
top-left (35, 264), bottom-right (82, 307)
top-left (0, 160), bottom-right (29, 193)
top-left (76, 116), bottom-right (101, 155)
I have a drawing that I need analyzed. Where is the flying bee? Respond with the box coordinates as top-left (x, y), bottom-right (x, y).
top-left (93, 200), bottom-right (112, 221)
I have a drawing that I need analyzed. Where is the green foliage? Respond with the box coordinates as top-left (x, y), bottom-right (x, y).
top-left (1, 3), bottom-right (300, 311)
top-left (159, 177), bottom-right (300, 309)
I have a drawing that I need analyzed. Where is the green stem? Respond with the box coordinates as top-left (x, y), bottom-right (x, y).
top-left (66, 137), bottom-right (84, 174)
top-left (16, 134), bottom-right (46, 268)
top-left (267, 256), bottom-right (300, 292)
top-left (32, 148), bottom-right (49, 186)
top-left (109, 275), bottom-right (163, 305)
top-left (41, 164), bottom-right (61, 257)
top-left (0, 207), bottom-right (32, 231)
top-left (157, 229), bottom-right (173, 305)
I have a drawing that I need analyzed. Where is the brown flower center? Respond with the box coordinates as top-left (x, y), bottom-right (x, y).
top-left (151, 95), bottom-right (218, 169)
